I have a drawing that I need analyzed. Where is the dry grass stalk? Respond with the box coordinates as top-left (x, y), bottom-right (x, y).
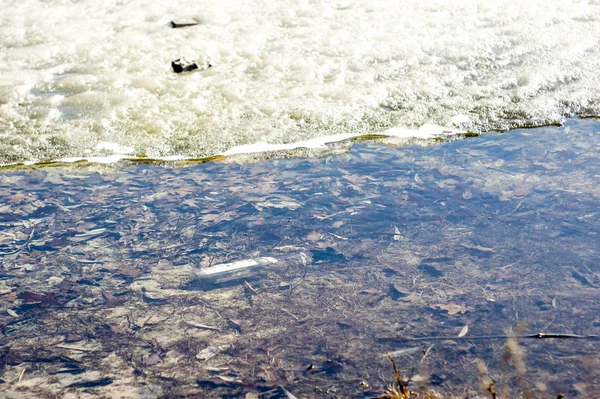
top-left (487, 381), bottom-right (498, 399)
top-left (377, 353), bottom-right (412, 399)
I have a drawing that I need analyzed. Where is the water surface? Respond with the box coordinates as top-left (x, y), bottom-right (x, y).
top-left (0, 119), bottom-right (599, 397)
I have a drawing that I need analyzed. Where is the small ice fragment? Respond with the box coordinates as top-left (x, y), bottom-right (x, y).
top-left (382, 123), bottom-right (450, 139)
top-left (393, 226), bottom-right (401, 241)
top-left (223, 133), bottom-right (355, 156)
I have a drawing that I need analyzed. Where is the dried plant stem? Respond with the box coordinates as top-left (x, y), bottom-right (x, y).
top-left (487, 381), bottom-right (498, 399)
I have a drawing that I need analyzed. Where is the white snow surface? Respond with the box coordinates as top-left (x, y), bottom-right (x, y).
top-left (1, 0), bottom-right (599, 164)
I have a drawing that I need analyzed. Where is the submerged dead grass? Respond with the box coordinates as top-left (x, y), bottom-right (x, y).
top-left (377, 329), bottom-right (583, 399)
top-left (1, 120), bottom-right (599, 397)
top-left (378, 357), bottom-right (566, 399)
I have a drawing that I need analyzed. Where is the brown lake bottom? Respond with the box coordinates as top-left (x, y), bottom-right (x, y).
top-left (1, 118), bottom-right (599, 398)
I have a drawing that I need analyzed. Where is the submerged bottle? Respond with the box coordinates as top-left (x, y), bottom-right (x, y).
top-left (192, 252), bottom-right (310, 290)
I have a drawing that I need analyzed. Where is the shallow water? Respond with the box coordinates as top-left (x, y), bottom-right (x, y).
top-left (2, 0), bottom-right (600, 164)
top-left (0, 119), bottom-right (599, 397)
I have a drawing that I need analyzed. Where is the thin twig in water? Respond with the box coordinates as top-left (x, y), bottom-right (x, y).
top-left (378, 332), bottom-right (598, 343)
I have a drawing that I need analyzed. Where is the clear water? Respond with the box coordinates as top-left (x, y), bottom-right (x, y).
top-left (2, 0), bottom-right (600, 164)
top-left (1, 119), bottom-right (599, 397)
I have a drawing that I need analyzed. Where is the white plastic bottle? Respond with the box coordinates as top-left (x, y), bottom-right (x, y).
top-left (192, 252), bottom-right (310, 289)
